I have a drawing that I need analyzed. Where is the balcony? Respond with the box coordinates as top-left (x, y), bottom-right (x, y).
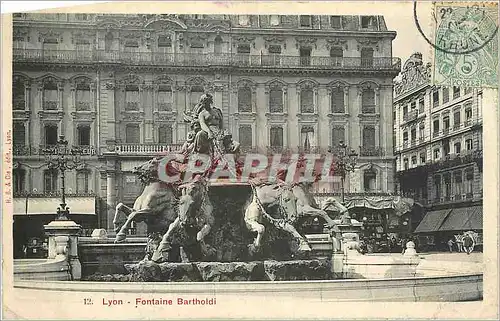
top-left (13, 145), bottom-right (35, 156)
top-left (113, 143), bottom-right (183, 155)
top-left (13, 49), bottom-right (401, 72)
top-left (359, 146), bottom-right (384, 157)
top-left (402, 110), bottom-right (418, 123)
top-left (157, 103), bottom-right (173, 112)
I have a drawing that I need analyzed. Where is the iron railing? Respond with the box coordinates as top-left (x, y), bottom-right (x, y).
top-left (13, 49), bottom-right (401, 71)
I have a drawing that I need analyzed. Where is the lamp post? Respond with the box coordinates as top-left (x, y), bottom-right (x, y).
top-left (331, 141), bottom-right (358, 203)
top-left (42, 135), bottom-right (83, 221)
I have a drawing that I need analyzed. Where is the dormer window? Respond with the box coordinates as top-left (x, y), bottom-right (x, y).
top-left (299, 15), bottom-right (312, 27)
top-left (270, 15), bottom-right (281, 26)
top-left (361, 16), bottom-right (376, 29)
top-left (330, 16), bottom-right (342, 29)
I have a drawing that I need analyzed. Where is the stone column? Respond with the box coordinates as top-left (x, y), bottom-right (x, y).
top-left (105, 157), bottom-right (117, 232)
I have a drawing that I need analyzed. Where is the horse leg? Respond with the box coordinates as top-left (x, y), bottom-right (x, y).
top-left (282, 222), bottom-right (312, 252)
top-left (151, 217), bottom-right (180, 263)
top-left (246, 220), bottom-right (265, 248)
top-left (115, 210), bottom-right (139, 243)
top-left (196, 224), bottom-right (211, 242)
top-left (299, 206), bottom-right (336, 228)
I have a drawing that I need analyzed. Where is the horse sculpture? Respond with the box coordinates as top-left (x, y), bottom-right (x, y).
top-left (151, 175), bottom-right (215, 263)
top-left (113, 158), bottom-right (179, 243)
top-left (245, 180), bottom-right (312, 255)
top-left (291, 182), bottom-right (339, 228)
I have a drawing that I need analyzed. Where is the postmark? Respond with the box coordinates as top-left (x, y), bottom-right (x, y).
top-left (429, 2), bottom-right (498, 87)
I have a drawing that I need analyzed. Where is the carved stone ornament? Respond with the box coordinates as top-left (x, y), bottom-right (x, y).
top-left (233, 35), bottom-right (256, 47)
top-left (13, 75), bottom-right (31, 86)
top-left (298, 80), bottom-right (317, 90)
top-left (37, 110), bottom-right (64, 120)
top-left (264, 35), bottom-right (285, 48)
top-left (120, 31), bottom-right (143, 45)
top-left (186, 77), bottom-right (207, 88)
top-left (394, 53), bottom-right (431, 97)
top-left (105, 82), bottom-right (115, 90)
top-left (13, 27), bottom-right (29, 40)
top-left (141, 14), bottom-right (187, 30)
top-left (295, 37), bottom-right (317, 49)
top-left (153, 75), bottom-right (173, 85)
top-left (356, 38), bottom-right (380, 51)
top-left (188, 19), bottom-right (230, 31)
top-left (122, 111), bottom-right (145, 121)
top-left (118, 73), bottom-right (143, 85)
top-left (71, 111), bottom-right (96, 121)
top-left (174, 84), bottom-right (186, 92)
top-left (38, 29), bottom-right (63, 43)
top-left (71, 30), bottom-right (95, 44)
top-left (326, 38), bottom-right (348, 50)
top-left (186, 33), bottom-right (208, 47)
top-left (154, 111), bottom-right (176, 121)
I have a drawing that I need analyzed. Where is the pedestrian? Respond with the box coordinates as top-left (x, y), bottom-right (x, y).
top-left (455, 235), bottom-right (463, 253)
top-left (463, 234), bottom-right (474, 255)
top-left (447, 238), bottom-right (454, 253)
top-left (401, 236), bottom-right (407, 255)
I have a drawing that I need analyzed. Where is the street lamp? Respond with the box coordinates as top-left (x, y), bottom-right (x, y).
top-left (42, 135), bottom-right (83, 221)
top-left (331, 140), bottom-right (358, 203)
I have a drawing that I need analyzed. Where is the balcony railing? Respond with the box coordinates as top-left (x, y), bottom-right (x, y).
top-left (13, 49), bottom-right (401, 71)
top-left (157, 103), bottom-right (173, 112)
top-left (114, 143), bottom-right (183, 155)
top-left (359, 146), bottom-right (384, 157)
top-left (402, 110), bottom-right (418, 122)
top-left (13, 145), bottom-right (34, 156)
top-left (43, 101), bottom-right (58, 110)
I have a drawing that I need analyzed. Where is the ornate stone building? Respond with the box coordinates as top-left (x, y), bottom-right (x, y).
top-left (12, 13), bottom-right (400, 238)
top-left (393, 53), bottom-right (485, 244)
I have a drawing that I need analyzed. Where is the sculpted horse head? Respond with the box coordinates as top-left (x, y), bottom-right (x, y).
top-left (177, 175), bottom-right (208, 228)
top-left (132, 158), bottom-right (160, 184)
top-left (253, 180), bottom-right (299, 223)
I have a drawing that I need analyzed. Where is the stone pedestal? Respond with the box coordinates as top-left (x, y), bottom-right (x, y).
top-left (44, 220), bottom-right (82, 280)
top-left (403, 241), bottom-right (418, 257)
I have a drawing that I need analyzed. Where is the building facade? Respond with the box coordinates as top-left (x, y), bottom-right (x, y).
top-left (12, 13), bottom-right (400, 237)
top-left (393, 53), bottom-right (484, 247)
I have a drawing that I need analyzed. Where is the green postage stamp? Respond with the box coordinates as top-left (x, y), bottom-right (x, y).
top-left (432, 2), bottom-right (499, 88)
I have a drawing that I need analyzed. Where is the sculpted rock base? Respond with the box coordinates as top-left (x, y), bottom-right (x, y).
top-left (109, 259), bottom-right (333, 282)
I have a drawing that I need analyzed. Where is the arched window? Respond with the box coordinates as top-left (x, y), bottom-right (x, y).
top-left (157, 85), bottom-right (172, 111)
top-left (76, 80), bottom-right (91, 111)
top-left (238, 86), bottom-right (252, 112)
top-left (125, 85), bottom-right (139, 111)
top-left (190, 85), bottom-right (205, 111)
top-left (105, 32), bottom-right (114, 52)
top-left (214, 35), bottom-right (223, 54)
top-left (43, 78), bottom-right (58, 110)
top-left (300, 88), bottom-right (314, 113)
top-left (269, 87), bottom-right (283, 113)
top-left (330, 47), bottom-right (343, 66)
top-left (361, 88), bottom-right (375, 114)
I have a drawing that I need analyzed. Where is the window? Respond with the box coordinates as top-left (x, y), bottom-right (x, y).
top-left (418, 97), bottom-right (424, 113)
top-left (13, 122), bottom-right (25, 146)
top-left (270, 15), bottom-right (281, 26)
top-left (190, 86), bottom-right (204, 111)
top-left (125, 85), bottom-right (139, 111)
top-left (44, 124), bottom-right (58, 146)
top-left (105, 32), bottom-right (114, 52)
top-left (411, 155), bottom-right (417, 165)
top-left (238, 125), bottom-right (253, 148)
top-left (433, 148), bottom-right (440, 160)
top-left (466, 138), bottom-right (473, 151)
top-left (13, 35), bottom-right (25, 49)
top-left (76, 170), bottom-right (89, 194)
top-left (13, 79), bottom-right (25, 110)
top-left (75, 13), bottom-right (89, 21)
top-left (13, 169), bottom-right (26, 194)
top-left (465, 168), bottom-right (474, 196)
top-left (77, 125), bottom-right (91, 146)
top-left (420, 153), bottom-right (426, 164)
top-left (157, 86), bottom-right (173, 111)
top-left (214, 36), bottom-right (222, 54)
top-left (330, 47), bottom-right (343, 66)
top-left (270, 126), bottom-right (283, 147)
top-left (362, 88), bottom-right (375, 113)
top-left (443, 140), bottom-right (450, 156)
top-left (434, 175), bottom-right (441, 200)
top-left (42, 38), bottom-right (59, 59)
top-left (442, 87), bottom-right (449, 104)
top-left (419, 124), bottom-right (425, 141)
top-left (360, 48), bottom-right (374, 67)
top-left (125, 124), bottom-right (140, 144)
top-left (403, 131), bottom-right (409, 145)
top-left (361, 16), bottom-right (375, 29)
top-left (454, 142), bottom-right (461, 154)
top-left (443, 173), bottom-right (451, 199)
top-left (331, 126), bottom-right (345, 148)
top-left (269, 87), bottom-right (283, 113)
top-left (330, 15), bottom-right (342, 29)
top-left (443, 115), bottom-right (450, 131)
top-left (451, 111), bottom-right (460, 129)
top-left (44, 169), bottom-right (58, 193)
top-left (433, 119), bottom-right (440, 136)
top-left (238, 87), bottom-right (252, 112)
top-left (403, 158), bottom-right (409, 170)
top-left (43, 79), bottom-right (58, 110)
top-left (300, 126), bottom-right (314, 150)
top-left (363, 169), bottom-right (376, 191)
top-left (465, 106), bottom-right (472, 121)
top-left (465, 87), bottom-right (472, 95)
top-left (158, 35), bottom-right (172, 48)
top-left (362, 126), bottom-right (376, 148)
top-left (402, 105), bottom-right (408, 119)
top-left (432, 89), bottom-right (439, 107)
top-left (266, 45), bottom-right (282, 65)
top-left (453, 86), bottom-right (460, 99)
top-left (158, 125), bottom-right (173, 144)
top-left (331, 87), bottom-right (344, 113)
top-left (300, 88), bottom-right (314, 113)
top-left (300, 15), bottom-right (312, 27)
top-left (76, 82), bottom-right (91, 111)
top-left (299, 47), bottom-right (311, 66)
top-left (410, 128), bottom-right (416, 143)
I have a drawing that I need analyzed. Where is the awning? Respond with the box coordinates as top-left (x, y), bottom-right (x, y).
top-left (414, 209), bottom-right (451, 233)
top-left (13, 197), bottom-right (96, 216)
top-left (322, 196), bottom-right (414, 216)
top-left (438, 206), bottom-right (483, 231)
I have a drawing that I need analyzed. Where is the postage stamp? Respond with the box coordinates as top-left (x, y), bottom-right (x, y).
top-left (431, 2), bottom-right (499, 88)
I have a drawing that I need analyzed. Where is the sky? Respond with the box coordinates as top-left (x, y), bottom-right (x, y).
top-left (2, 1), bottom-right (434, 64)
